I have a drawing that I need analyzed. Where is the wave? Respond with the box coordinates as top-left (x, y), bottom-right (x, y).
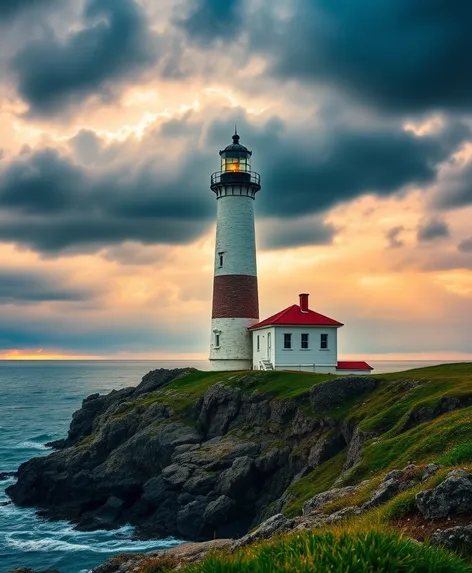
top-left (16, 441), bottom-right (51, 451)
top-left (5, 535), bottom-right (91, 553)
top-left (30, 433), bottom-right (55, 442)
top-left (4, 529), bottom-right (182, 555)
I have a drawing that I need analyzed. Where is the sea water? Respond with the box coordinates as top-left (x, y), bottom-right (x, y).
top-left (0, 359), bottom-right (468, 573)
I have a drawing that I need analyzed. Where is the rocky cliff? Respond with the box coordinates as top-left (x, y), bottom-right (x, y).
top-left (7, 368), bottom-right (380, 541)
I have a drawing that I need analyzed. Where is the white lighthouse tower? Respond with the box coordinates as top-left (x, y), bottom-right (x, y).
top-left (209, 131), bottom-right (261, 371)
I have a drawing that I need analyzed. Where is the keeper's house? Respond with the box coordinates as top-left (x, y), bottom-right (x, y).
top-left (250, 293), bottom-right (372, 375)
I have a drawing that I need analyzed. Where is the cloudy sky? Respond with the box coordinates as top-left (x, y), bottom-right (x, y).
top-left (1, 0), bottom-right (472, 360)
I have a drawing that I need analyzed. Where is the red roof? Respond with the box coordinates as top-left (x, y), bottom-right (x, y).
top-left (249, 304), bottom-right (344, 330)
top-left (336, 361), bottom-right (373, 371)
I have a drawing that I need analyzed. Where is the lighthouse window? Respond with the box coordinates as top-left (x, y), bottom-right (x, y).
top-left (221, 157), bottom-right (250, 173)
top-left (320, 334), bottom-right (328, 349)
top-left (215, 333), bottom-right (220, 348)
top-left (284, 333), bottom-right (292, 349)
top-left (218, 252), bottom-right (224, 267)
top-left (257, 335), bottom-right (260, 351)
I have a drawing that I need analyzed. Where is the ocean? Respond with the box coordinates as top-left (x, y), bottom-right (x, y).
top-left (0, 359), bottom-right (469, 573)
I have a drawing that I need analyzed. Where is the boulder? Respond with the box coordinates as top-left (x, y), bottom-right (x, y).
top-left (162, 464), bottom-right (194, 488)
top-left (236, 513), bottom-right (294, 547)
top-left (183, 472), bottom-right (218, 495)
top-left (217, 456), bottom-right (255, 498)
top-left (303, 485), bottom-right (360, 515)
top-left (363, 465), bottom-right (419, 510)
top-left (324, 506), bottom-right (362, 523)
top-left (141, 476), bottom-right (168, 505)
top-left (430, 525), bottom-right (472, 553)
top-left (362, 478), bottom-right (402, 509)
top-left (422, 463), bottom-right (440, 481)
top-left (203, 495), bottom-right (235, 526)
top-left (416, 469), bottom-right (472, 519)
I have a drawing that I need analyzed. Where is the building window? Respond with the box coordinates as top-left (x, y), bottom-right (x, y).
top-left (284, 333), bottom-right (292, 349)
top-left (215, 333), bottom-right (220, 348)
top-left (320, 333), bottom-right (328, 349)
top-left (257, 335), bottom-right (260, 352)
top-left (301, 333), bottom-right (309, 349)
top-left (218, 252), bottom-right (224, 267)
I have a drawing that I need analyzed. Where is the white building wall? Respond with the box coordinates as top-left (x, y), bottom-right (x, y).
top-left (335, 369), bottom-right (372, 376)
top-left (252, 326), bottom-right (339, 372)
top-left (252, 326), bottom-right (276, 368)
top-left (211, 317), bottom-right (257, 370)
top-left (274, 327), bottom-right (338, 370)
top-left (214, 195), bottom-right (257, 277)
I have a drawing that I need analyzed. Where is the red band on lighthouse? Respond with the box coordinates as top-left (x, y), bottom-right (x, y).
top-left (212, 275), bottom-right (259, 319)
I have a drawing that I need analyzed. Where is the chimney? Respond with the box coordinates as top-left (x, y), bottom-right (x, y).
top-left (299, 293), bottom-right (309, 313)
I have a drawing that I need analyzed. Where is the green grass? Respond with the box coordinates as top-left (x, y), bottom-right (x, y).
top-left (185, 530), bottom-right (472, 573)
top-left (112, 369), bottom-right (333, 421)
top-left (165, 369), bottom-right (331, 401)
top-left (344, 406), bottom-right (472, 485)
top-left (437, 441), bottom-right (472, 465)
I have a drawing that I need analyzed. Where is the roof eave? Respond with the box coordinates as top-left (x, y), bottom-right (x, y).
top-left (249, 322), bottom-right (344, 330)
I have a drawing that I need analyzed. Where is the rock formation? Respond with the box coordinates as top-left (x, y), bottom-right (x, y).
top-left (9, 369), bottom-right (371, 541)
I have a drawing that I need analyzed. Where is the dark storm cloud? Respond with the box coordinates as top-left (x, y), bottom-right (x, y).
top-left (432, 162), bottom-right (472, 211)
top-left (0, 146), bottom-right (213, 253)
top-left (0, 270), bottom-right (94, 303)
top-left (259, 0), bottom-right (472, 113)
top-left (458, 238), bottom-right (472, 253)
top-left (259, 218), bottom-right (336, 250)
top-left (0, 111), bottom-right (469, 255)
top-left (0, 149), bottom-right (87, 214)
top-left (0, 0), bottom-right (53, 21)
top-left (252, 121), bottom-right (470, 217)
top-left (385, 226), bottom-right (405, 249)
top-left (417, 218), bottom-right (450, 242)
top-left (177, 0), bottom-right (244, 44)
top-left (13, 0), bottom-right (157, 116)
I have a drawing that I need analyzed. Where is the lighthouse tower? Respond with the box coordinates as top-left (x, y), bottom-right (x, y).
top-left (209, 132), bottom-right (261, 370)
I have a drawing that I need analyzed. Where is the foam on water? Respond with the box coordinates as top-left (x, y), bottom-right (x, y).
top-left (16, 441), bottom-right (52, 451)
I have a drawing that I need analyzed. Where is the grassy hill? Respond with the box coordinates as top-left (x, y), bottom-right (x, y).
top-left (129, 363), bottom-right (472, 573)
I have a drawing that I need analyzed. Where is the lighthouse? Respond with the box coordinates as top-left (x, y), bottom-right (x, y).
top-left (209, 131), bottom-right (261, 370)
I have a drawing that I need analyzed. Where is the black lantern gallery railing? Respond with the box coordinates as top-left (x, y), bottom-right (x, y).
top-left (211, 170), bottom-right (261, 187)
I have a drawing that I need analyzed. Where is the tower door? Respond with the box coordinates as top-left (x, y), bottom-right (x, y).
top-left (267, 332), bottom-right (272, 361)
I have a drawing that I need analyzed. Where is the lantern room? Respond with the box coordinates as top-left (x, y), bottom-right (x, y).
top-left (220, 132), bottom-right (252, 173)
top-left (210, 131), bottom-right (261, 196)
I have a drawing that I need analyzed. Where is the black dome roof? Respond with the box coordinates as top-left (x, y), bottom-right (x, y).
top-left (219, 133), bottom-right (252, 156)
